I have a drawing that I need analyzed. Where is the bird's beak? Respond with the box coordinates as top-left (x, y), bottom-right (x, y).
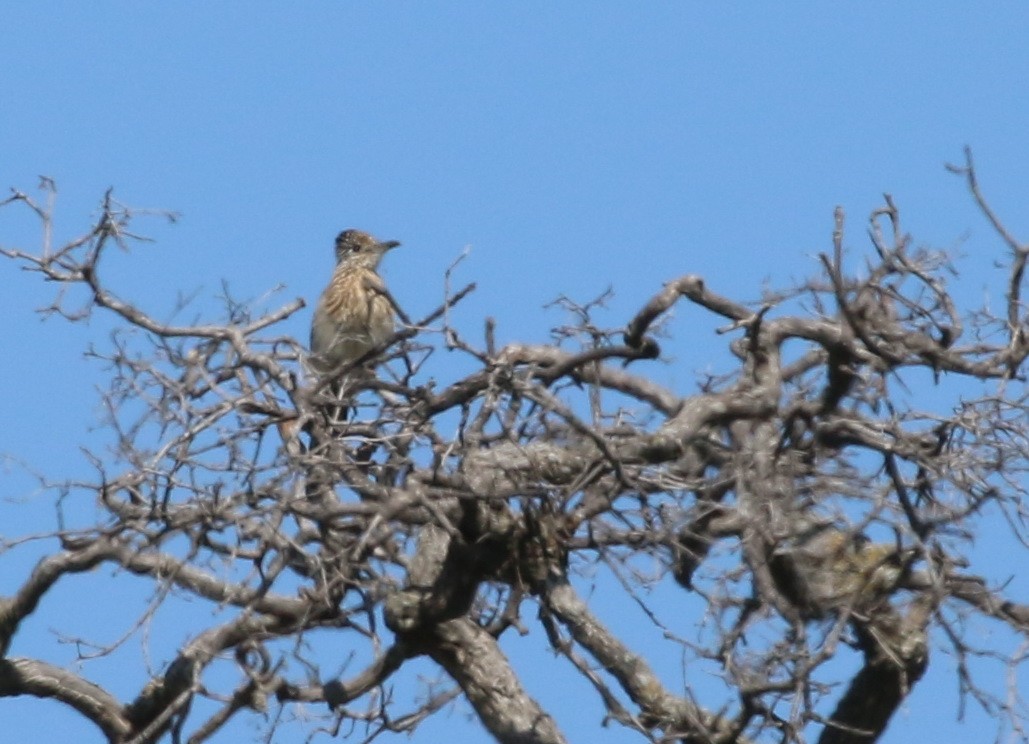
top-left (381, 240), bottom-right (401, 251)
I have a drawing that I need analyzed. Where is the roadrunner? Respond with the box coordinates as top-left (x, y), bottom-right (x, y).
top-left (310, 229), bottom-right (400, 417)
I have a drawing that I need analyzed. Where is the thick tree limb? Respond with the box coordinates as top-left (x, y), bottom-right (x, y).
top-left (426, 618), bottom-right (567, 744)
top-left (0, 657), bottom-right (132, 741)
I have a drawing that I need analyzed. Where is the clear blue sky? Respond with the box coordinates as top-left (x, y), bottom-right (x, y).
top-left (2, 4), bottom-right (1027, 742)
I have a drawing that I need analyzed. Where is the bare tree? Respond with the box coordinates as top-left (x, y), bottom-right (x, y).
top-left (1, 150), bottom-right (1027, 744)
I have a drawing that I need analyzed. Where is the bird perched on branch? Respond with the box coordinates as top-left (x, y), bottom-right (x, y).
top-left (309, 229), bottom-right (401, 416)
top-left (769, 527), bottom-right (910, 620)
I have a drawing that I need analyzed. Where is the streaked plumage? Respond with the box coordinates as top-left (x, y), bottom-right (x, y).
top-left (310, 229), bottom-right (399, 374)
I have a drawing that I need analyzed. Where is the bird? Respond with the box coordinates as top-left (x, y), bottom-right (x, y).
top-left (769, 527), bottom-right (908, 619)
top-left (309, 229), bottom-right (401, 414)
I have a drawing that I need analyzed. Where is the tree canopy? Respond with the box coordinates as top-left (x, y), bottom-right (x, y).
top-left (1, 153), bottom-right (1027, 743)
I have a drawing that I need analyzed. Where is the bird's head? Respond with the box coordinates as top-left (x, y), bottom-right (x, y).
top-left (334, 229), bottom-right (401, 270)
